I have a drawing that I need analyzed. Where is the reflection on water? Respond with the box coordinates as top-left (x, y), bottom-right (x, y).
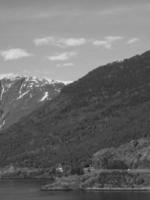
top-left (0, 179), bottom-right (149, 200)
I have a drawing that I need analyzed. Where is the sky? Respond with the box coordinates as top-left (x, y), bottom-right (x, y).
top-left (0, 0), bottom-right (149, 81)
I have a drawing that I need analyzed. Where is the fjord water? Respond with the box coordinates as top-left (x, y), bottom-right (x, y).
top-left (0, 180), bottom-right (150, 200)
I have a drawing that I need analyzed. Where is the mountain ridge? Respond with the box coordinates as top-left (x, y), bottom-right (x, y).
top-left (0, 50), bottom-right (150, 169)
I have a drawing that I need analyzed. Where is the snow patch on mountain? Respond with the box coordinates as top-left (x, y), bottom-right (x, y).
top-left (0, 74), bottom-right (66, 130)
top-left (0, 73), bottom-right (24, 81)
top-left (17, 90), bottom-right (30, 100)
top-left (40, 91), bottom-right (49, 102)
top-left (0, 73), bottom-right (72, 86)
top-left (0, 83), bottom-right (4, 100)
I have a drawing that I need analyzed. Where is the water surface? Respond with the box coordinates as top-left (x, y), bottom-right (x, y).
top-left (0, 179), bottom-right (150, 200)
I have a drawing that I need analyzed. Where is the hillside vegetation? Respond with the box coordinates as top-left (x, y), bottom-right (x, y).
top-left (93, 138), bottom-right (150, 169)
top-left (0, 50), bottom-right (150, 169)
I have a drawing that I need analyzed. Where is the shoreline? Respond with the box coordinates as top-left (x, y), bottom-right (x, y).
top-left (85, 187), bottom-right (150, 191)
top-left (41, 186), bottom-right (150, 192)
top-left (0, 178), bottom-right (149, 191)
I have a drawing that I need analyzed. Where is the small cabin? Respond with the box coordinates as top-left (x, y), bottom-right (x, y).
top-left (56, 164), bottom-right (63, 173)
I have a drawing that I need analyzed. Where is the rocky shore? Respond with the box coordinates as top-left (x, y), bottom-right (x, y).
top-left (41, 175), bottom-right (81, 191)
top-left (41, 169), bottom-right (150, 191)
top-left (1, 165), bottom-right (150, 191)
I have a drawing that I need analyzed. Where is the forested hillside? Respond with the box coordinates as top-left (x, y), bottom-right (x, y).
top-left (1, 50), bottom-right (150, 170)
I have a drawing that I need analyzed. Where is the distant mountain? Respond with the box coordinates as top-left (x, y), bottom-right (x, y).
top-left (0, 74), bottom-right (65, 129)
top-left (1, 50), bottom-right (150, 169)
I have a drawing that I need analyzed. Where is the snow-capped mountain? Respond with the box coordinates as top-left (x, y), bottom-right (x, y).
top-left (0, 74), bottom-right (66, 129)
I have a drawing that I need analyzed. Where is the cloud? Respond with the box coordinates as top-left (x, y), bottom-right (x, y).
top-left (58, 38), bottom-right (86, 47)
top-left (34, 35), bottom-right (125, 50)
top-left (56, 62), bottom-right (75, 68)
top-left (48, 52), bottom-right (77, 61)
top-left (34, 36), bottom-right (86, 47)
top-left (93, 36), bottom-right (123, 49)
top-left (34, 37), bottom-right (56, 46)
top-left (93, 40), bottom-right (112, 49)
top-left (0, 48), bottom-right (32, 61)
top-left (127, 38), bottom-right (140, 45)
top-left (63, 63), bottom-right (75, 67)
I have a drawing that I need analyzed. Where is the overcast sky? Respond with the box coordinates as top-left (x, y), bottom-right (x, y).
top-left (0, 0), bottom-right (149, 81)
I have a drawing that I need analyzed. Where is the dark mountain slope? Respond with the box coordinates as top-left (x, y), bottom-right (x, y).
top-left (62, 51), bottom-right (150, 107)
top-left (1, 50), bottom-right (150, 168)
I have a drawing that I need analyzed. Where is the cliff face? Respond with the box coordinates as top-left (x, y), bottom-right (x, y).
top-left (1, 51), bottom-right (150, 168)
top-left (0, 75), bottom-right (65, 129)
